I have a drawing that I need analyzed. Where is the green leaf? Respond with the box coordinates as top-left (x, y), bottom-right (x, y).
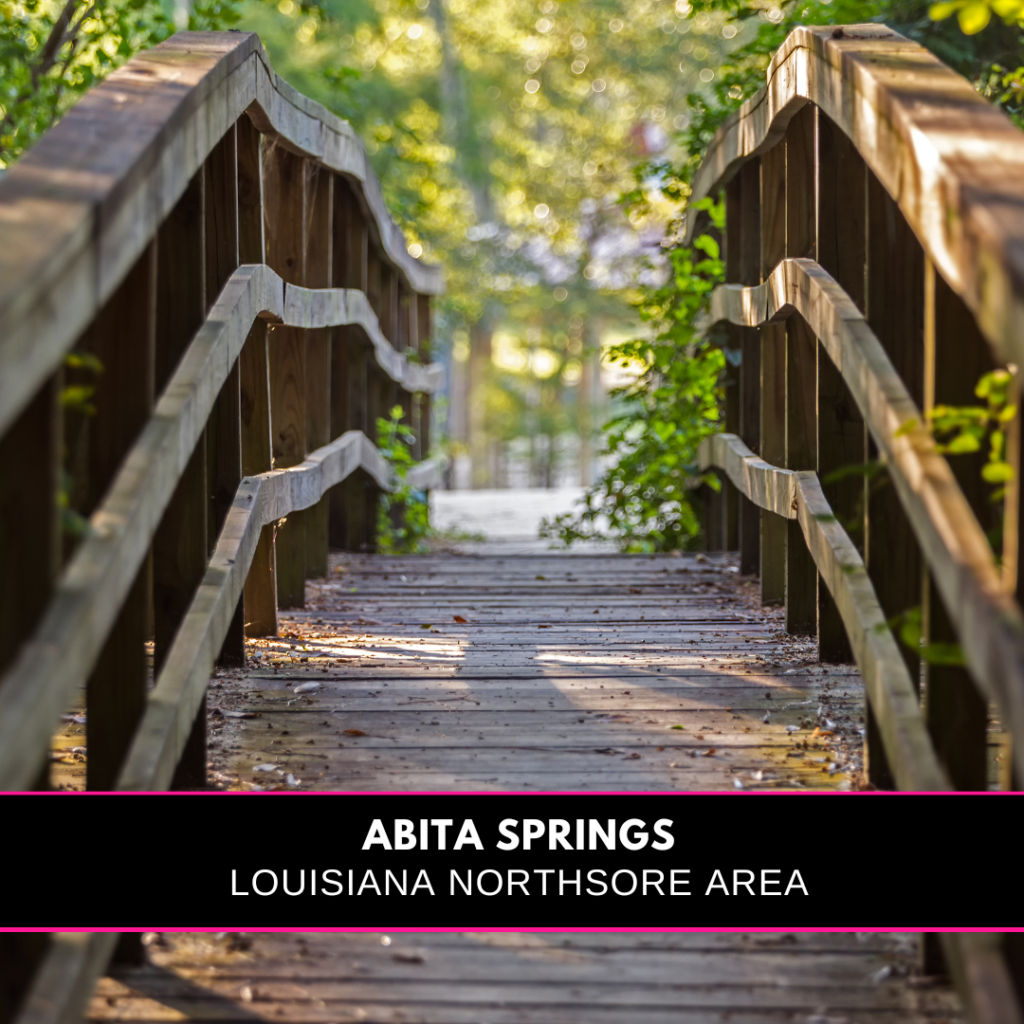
top-left (958, 2), bottom-right (993, 34)
top-left (929, 0), bottom-right (964, 18)
top-left (946, 433), bottom-right (982, 453)
top-left (982, 461), bottom-right (1014, 483)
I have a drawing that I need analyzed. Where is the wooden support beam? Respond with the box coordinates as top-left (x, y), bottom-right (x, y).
top-left (816, 112), bottom-right (865, 664)
top-left (759, 141), bottom-right (786, 605)
top-left (784, 105), bottom-right (818, 636)
top-left (736, 160), bottom-right (761, 576)
top-left (263, 141), bottom-right (308, 609)
top-left (305, 166), bottom-right (333, 580)
top-left (863, 171), bottom-right (927, 788)
top-left (924, 259), bottom-right (992, 790)
top-left (152, 168), bottom-right (209, 788)
top-left (81, 243), bottom-right (156, 790)
top-left (237, 114), bottom-right (277, 639)
top-left (205, 125), bottom-right (244, 667)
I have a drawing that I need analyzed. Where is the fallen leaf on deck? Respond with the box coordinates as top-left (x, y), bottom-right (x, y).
top-left (453, 615), bottom-right (468, 623)
top-left (392, 953), bottom-right (426, 964)
top-left (294, 682), bottom-right (322, 695)
top-left (344, 729), bottom-right (367, 737)
top-left (670, 724), bottom-right (685, 730)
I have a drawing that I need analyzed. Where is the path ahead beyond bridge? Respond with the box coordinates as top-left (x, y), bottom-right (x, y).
top-left (207, 546), bottom-right (866, 792)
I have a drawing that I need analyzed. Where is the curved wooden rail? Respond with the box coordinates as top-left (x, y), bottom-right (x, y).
top-left (702, 257), bottom-right (1024, 783)
top-left (0, 30), bottom-right (443, 438)
top-left (699, 433), bottom-right (949, 791)
top-left (0, 263), bottom-right (440, 791)
top-left (685, 24), bottom-right (1024, 367)
top-left (118, 431), bottom-right (443, 792)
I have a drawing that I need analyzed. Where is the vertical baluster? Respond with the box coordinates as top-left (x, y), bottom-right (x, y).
top-left (737, 159), bottom-right (761, 576)
top-left (783, 105), bottom-right (818, 637)
top-left (0, 373), bottom-right (62, 790)
top-left (305, 168), bottom-right (333, 580)
top-left (152, 169), bottom-right (208, 788)
top-left (263, 142), bottom-right (308, 609)
top-left (205, 125), bottom-right (244, 666)
top-left (924, 261), bottom-right (993, 789)
top-left (864, 171), bottom-right (926, 788)
top-left (760, 142), bottom-right (786, 606)
top-left (237, 115), bottom-right (278, 639)
top-left (80, 242), bottom-right (156, 790)
top-left (816, 113), bottom-right (866, 664)
top-left (418, 294), bottom-right (433, 463)
top-left (329, 178), bottom-right (371, 551)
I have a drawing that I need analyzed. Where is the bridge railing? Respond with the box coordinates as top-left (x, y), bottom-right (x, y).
top-left (0, 31), bottom-right (445, 802)
top-left (693, 23), bottom-right (1024, 796)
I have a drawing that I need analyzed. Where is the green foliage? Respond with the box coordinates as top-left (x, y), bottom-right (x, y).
top-left (540, 197), bottom-right (726, 551)
top-left (0, 0), bottom-right (255, 170)
top-left (376, 405), bottom-right (432, 554)
top-left (878, 605), bottom-right (966, 665)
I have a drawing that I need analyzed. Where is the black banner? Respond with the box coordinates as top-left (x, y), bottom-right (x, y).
top-left (3, 793), bottom-right (1018, 928)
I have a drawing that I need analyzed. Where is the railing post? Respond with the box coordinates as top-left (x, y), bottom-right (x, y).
top-left (864, 172), bottom-right (927, 788)
top-left (205, 125), bottom-right (244, 666)
top-left (732, 161), bottom-right (761, 576)
top-left (263, 142), bottom-right (309, 608)
top-left (760, 141), bottom-right (786, 605)
top-left (305, 167), bottom-right (333, 580)
top-left (417, 294), bottom-right (433, 461)
top-left (924, 260), bottom-right (993, 789)
top-left (783, 105), bottom-right (818, 636)
top-left (78, 242), bottom-right (156, 790)
top-left (0, 373), bottom-right (62, 790)
top-left (816, 113), bottom-right (866, 664)
top-left (329, 178), bottom-right (373, 551)
top-left (237, 114), bottom-right (278, 639)
top-left (152, 168), bottom-right (209, 788)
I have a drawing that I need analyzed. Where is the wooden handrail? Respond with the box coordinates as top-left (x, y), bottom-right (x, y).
top-left (699, 432), bottom-right (949, 791)
top-left (702, 258), bottom-right (1024, 783)
top-left (0, 30), bottom-right (442, 439)
top-left (684, 23), bottom-right (1024, 367)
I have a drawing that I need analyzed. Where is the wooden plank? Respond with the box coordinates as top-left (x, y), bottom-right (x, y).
top-left (305, 167), bottom-right (333, 581)
top-left (924, 259), bottom-right (992, 790)
top-left (684, 23), bottom-right (1024, 376)
top-left (263, 142), bottom-right (309, 610)
top-left (816, 113), bottom-right (865, 664)
top-left (80, 242), bottom-right (156, 790)
top-left (864, 171), bottom-right (925, 787)
top-left (152, 168), bottom-right (209, 790)
top-left (205, 125), bottom-right (245, 668)
top-left (736, 162), bottom-right (761, 577)
top-left (759, 141), bottom-right (786, 606)
top-left (783, 106), bottom-right (818, 637)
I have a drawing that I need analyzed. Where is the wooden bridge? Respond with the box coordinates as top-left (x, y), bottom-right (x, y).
top-left (2, 21), bottom-right (1024, 1024)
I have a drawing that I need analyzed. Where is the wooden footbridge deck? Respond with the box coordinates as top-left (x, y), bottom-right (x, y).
top-left (87, 932), bottom-right (963, 1024)
top-left (207, 550), bottom-right (863, 792)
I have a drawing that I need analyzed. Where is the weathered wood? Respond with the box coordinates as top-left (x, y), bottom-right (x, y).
top-left (685, 24), bottom-right (1024, 376)
top-left (816, 113), bottom-right (865, 664)
top-left (305, 167), bottom-right (333, 580)
top-left (205, 126), bottom-right (245, 668)
top-left (702, 257), bottom-right (1024, 783)
top-left (699, 432), bottom-right (949, 791)
top-left (0, 32), bottom-right (441, 443)
top-left (80, 242), bottom-right (156, 789)
top-left (736, 161), bottom-right (761, 577)
top-left (264, 142), bottom-right (309, 609)
top-left (783, 106), bottom-right (818, 637)
top-left (942, 934), bottom-right (1024, 1024)
top-left (924, 260), bottom-right (992, 790)
top-left (759, 142), bottom-right (786, 606)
